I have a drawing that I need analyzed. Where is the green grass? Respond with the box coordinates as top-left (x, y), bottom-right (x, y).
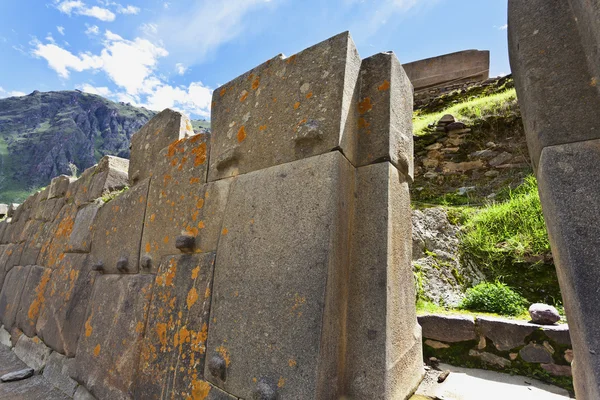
top-left (460, 281), bottom-right (528, 316)
top-left (459, 176), bottom-right (559, 304)
top-left (413, 88), bottom-right (518, 136)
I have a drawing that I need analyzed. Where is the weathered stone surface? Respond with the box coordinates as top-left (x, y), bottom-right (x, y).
top-left (205, 152), bottom-right (353, 399)
top-left (355, 52), bottom-right (414, 178)
top-left (38, 204), bottom-right (78, 268)
top-left (140, 135), bottom-right (231, 272)
top-left (38, 198), bottom-right (66, 223)
top-left (468, 350), bottom-right (511, 368)
top-left (134, 253), bottom-right (216, 399)
top-left (0, 368), bottom-right (34, 382)
top-left (0, 344), bottom-right (28, 377)
top-left (13, 335), bottom-right (52, 373)
top-left (66, 203), bottom-right (100, 253)
top-left (477, 317), bottom-right (537, 351)
top-left (0, 375), bottom-right (71, 399)
top-left (542, 325), bottom-right (571, 346)
top-left (345, 162), bottom-right (423, 399)
top-left (129, 109), bottom-right (193, 186)
top-left (37, 254), bottom-right (95, 356)
top-left (15, 266), bottom-right (52, 337)
top-left (541, 363), bottom-right (572, 377)
top-left (74, 274), bottom-right (153, 400)
top-left (19, 220), bottom-right (45, 266)
top-left (519, 344), bottom-right (553, 364)
top-left (0, 266), bottom-right (31, 330)
top-left (69, 156), bottom-right (129, 207)
top-left (425, 340), bottom-right (449, 350)
top-left (418, 315), bottom-right (477, 343)
top-left (403, 50), bottom-right (490, 91)
top-left (89, 180), bottom-right (149, 274)
top-left (208, 32), bottom-right (361, 182)
top-left (0, 326), bottom-right (10, 348)
top-left (42, 352), bottom-right (78, 397)
top-left (534, 139), bottom-right (600, 398)
top-left (508, 0), bottom-right (600, 169)
top-left (529, 303), bottom-right (561, 325)
top-left (48, 175), bottom-right (71, 199)
top-left (73, 386), bottom-right (96, 400)
top-left (3, 242), bottom-right (24, 271)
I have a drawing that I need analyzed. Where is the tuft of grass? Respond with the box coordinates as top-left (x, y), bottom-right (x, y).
top-left (459, 176), bottom-right (559, 303)
top-left (413, 88), bottom-right (518, 136)
top-left (460, 281), bottom-right (528, 316)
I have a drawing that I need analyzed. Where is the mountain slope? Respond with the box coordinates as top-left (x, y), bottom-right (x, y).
top-left (0, 90), bottom-right (209, 203)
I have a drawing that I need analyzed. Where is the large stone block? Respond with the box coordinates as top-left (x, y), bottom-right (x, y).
top-left (356, 52), bottom-right (414, 178)
top-left (74, 274), bottom-right (153, 400)
top-left (134, 253), bottom-right (216, 399)
top-left (345, 162), bottom-right (423, 399)
top-left (0, 375), bottom-right (71, 399)
top-left (69, 156), bottom-right (129, 208)
top-left (48, 175), bottom-right (71, 199)
top-left (15, 265), bottom-right (52, 337)
top-left (36, 254), bottom-right (95, 356)
top-left (66, 203), bottom-right (101, 253)
top-left (477, 317), bottom-right (536, 351)
top-left (13, 334), bottom-right (52, 373)
top-left (418, 315), bottom-right (477, 343)
top-left (0, 266), bottom-right (31, 330)
top-left (129, 109), bottom-right (194, 186)
top-left (19, 220), bottom-right (45, 266)
top-left (43, 352), bottom-right (79, 397)
top-left (508, 0), bottom-right (600, 169)
top-left (140, 134), bottom-right (231, 272)
top-left (208, 32), bottom-right (361, 182)
top-left (402, 50), bottom-right (490, 91)
top-left (205, 152), bottom-right (353, 399)
top-left (89, 179), bottom-right (149, 274)
top-left (535, 139), bottom-right (600, 399)
top-left (38, 204), bottom-right (78, 268)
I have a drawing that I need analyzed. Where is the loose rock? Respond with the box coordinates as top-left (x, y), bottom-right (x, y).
top-left (1, 368), bottom-right (34, 382)
top-left (529, 303), bottom-right (561, 325)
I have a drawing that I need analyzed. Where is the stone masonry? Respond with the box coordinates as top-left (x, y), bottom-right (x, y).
top-left (0, 32), bottom-right (423, 399)
top-left (509, 1), bottom-right (600, 399)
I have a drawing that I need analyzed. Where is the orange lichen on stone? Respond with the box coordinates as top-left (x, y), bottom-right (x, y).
top-left (145, 243), bottom-right (151, 253)
top-left (237, 126), bottom-right (247, 143)
top-left (156, 323), bottom-right (168, 349)
top-left (286, 54), bottom-right (297, 64)
top-left (27, 269), bottom-right (52, 322)
top-left (306, 92), bottom-right (313, 99)
top-left (221, 228), bottom-right (228, 235)
top-left (136, 321), bottom-right (145, 334)
top-left (163, 236), bottom-right (170, 244)
top-left (189, 177), bottom-right (201, 184)
top-left (165, 258), bottom-right (177, 287)
top-left (187, 287), bottom-right (199, 309)
top-left (197, 221), bottom-right (205, 229)
top-left (278, 377), bottom-right (285, 388)
top-left (378, 80), bottom-right (390, 91)
top-left (188, 377), bottom-right (211, 400)
top-left (288, 359), bottom-right (297, 367)
top-left (150, 214), bottom-right (156, 222)
top-left (251, 76), bottom-right (260, 90)
top-left (219, 88), bottom-right (227, 97)
top-left (85, 313), bottom-right (93, 337)
top-left (216, 345), bottom-right (231, 367)
top-left (357, 117), bottom-right (370, 130)
top-left (191, 266), bottom-right (200, 279)
top-left (196, 198), bottom-right (205, 209)
top-left (93, 344), bottom-right (101, 357)
top-left (259, 125), bottom-right (267, 131)
top-left (204, 287), bottom-right (211, 299)
top-left (294, 102), bottom-right (301, 110)
top-left (358, 97), bottom-right (373, 114)
top-left (192, 143), bottom-right (207, 166)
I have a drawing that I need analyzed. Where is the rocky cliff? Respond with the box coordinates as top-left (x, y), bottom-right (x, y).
top-left (0, 91), bottom-right (209, 203)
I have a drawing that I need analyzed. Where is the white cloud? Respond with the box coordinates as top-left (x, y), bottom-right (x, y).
top-left (0, 87), bottom-right (26, 98)
top-left (85, 24), bottom-right (100, 35)
top-left (140, 23), bottom-right (158, 36)
top-left (57, 26), bottom-right (65, 35)
top-left (55, 1), bottom-right (116, 21)
top-left (498, 24), bottom-right (508, 30)
top-left (45, 34), bottom-right (56, 44)
top-left (175, 63), bottom-right (187, 75)
top-left (163, 2), bottom-right (170, 9)
top-left (154, 0), bottom-right (276, 64)
top-left (77, 83), bottom-right (113, 97)
top-left (31, 29), bottom-right (213, 117)
top-left (117, 5), bottom-right (140, 14)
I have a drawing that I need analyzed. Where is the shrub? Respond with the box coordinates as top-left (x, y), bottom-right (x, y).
top-left (460, 281), bottom-right (527, 316)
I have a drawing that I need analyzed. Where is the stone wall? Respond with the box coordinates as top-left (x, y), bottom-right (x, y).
top-left (418, 314), bottom-right (573, 391)
top-left (403, 50), bottom-right (490, 92)
top-left (509, 1), bottom-right (600, 398)
top-left (0, 32), bottom-right (423, 399)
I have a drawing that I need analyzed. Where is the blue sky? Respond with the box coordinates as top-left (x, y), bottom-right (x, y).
top-left (0, 0), bottom-right (509, 119)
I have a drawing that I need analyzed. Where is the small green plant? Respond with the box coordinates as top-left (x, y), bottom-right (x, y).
top-left (460, 281), bottom-right (527, 316)
top-left (100, 186), bottom-right (129, 203)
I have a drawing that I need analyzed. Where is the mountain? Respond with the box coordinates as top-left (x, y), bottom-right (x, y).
top-left (0, 90), bottom-right (210, 203)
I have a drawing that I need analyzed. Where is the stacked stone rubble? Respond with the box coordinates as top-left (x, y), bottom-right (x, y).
top-left (509, 1), bottom-right (600, 399)
top-left (0, 31), bottom-right (422, 399)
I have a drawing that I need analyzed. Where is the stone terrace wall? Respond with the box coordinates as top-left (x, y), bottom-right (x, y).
top-left (418, 315), bottom-right (573, 392)
top-left (0, 32), bottom-right (423, 399)
top-left (403, 50), bottom-right (490, 93)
